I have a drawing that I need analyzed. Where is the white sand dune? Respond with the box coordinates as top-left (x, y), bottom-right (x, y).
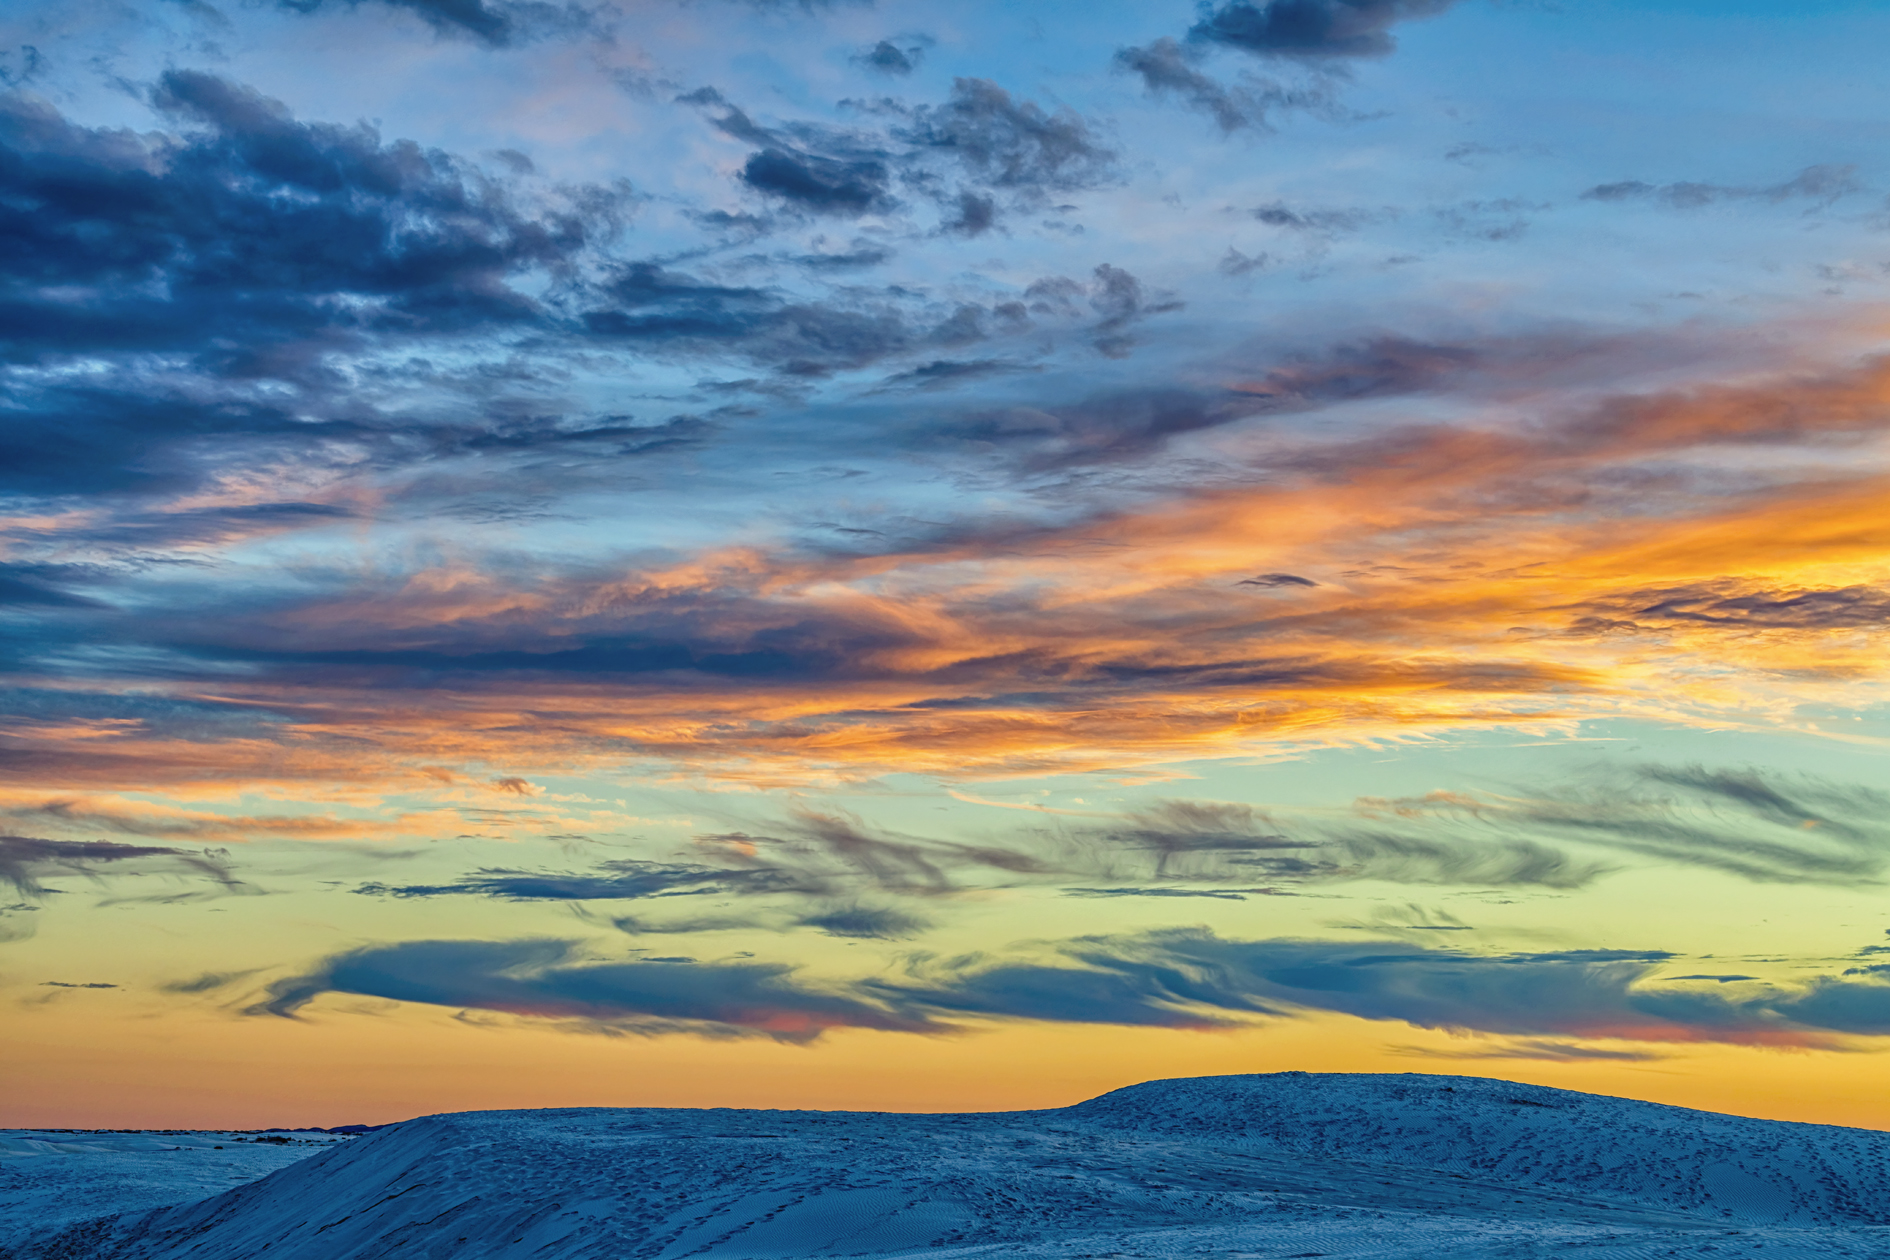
top-left (6, 1073), bottom-right (1889, 1258)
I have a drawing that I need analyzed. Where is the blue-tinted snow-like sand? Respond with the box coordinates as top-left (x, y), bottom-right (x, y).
top-left (5, 1073), bottom-right (1890, 1258)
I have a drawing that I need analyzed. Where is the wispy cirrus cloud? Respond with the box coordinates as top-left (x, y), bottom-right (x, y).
top-left (0, 834), bottom-right (251, 936)
top-left (1344, 765), bottom-right (1890, 886)
top-left (249, 927), bottom-right (1890, 1048)
top-left (1581, 165), bottom-right (1861, 212)
top-left (250, 937), bottom-right (944, 1041)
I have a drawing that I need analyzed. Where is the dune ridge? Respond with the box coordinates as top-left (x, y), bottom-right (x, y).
top-left (7, 1072), bottom-right (1890, 1258)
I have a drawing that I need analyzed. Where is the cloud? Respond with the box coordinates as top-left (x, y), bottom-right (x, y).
top-left (1219, 247), bottom-right (1272, 276)
top-left (854, 40), bottom-right (925, 78)
top-left (0, 794), bottom-right (412, 844)
top-left (1588, 582), bottom-right (1890, 632)
top-left (161, 969), bottom-right (263, 994)
top-left (355, 805), bottom-right (1064, 911)
top-left (276, 0), bottom-right (594, 47)
top-left (580, 260), bottom-right (915, 373)
top-left (1187, 0), bottom-right (1462, 61)
top-left (242, 925), bottom-right (1890, 1048)
top-left (1061, 887), bottom-right (1284, 900)
top-left (1393, 1038), bottom-right (1669, 1063)
top-left (987, 797), bottom-right (1604, 892)
top-left (875, 359), bottom-right (1032, 392)
top-left (353, 784), bottom-right (1614, 941)
top-left (611, 903), bottom-right (933, 941)
top-left (869, 930), bottom-right (1677, 1035)
top-left (251, 938), bottom-right (945, 1040)
top-left (0, 833), bottom-right (242, 900)
top-left (1581, 165), bottom-right (1860, 211)
top-left (1086, 799), bottom-right (1297, 876)
top-left (1347, 764), bottom-right (1890, 886)
top-left (940, 190), bottom-right (996, 236)
top-left (873, 928), bottom-right (1890, 1046)
top-left (357, 857), bottom-right (821, 902)
top-left (896, 79), bottom-right (1114, 199)
top-left (0, 73), bottom-right (640, 504)
top-left (942, 382), bottom-right (1247, 468)
top-left (685, 77), bottom-right (1111, 235)
top-left (16, 341), bottom-right (1890, 787)
top-left (741, 148), bottom-right (894, 216)
top-left (793, 905), bottom-right (932, 939)
top-left (1114, 38), bottom-right (1341, 133)
top-left (1434, 198), bottom-right (1537, 243)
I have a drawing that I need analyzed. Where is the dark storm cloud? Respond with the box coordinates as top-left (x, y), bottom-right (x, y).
top-left (1346, 764), bottom-right (1890, 886)
top-left (1188, 0), bottom-right (1462, 61)
top-left (251, 937), bottom-right (944, 1040)
top-left (1580, 165), bottom-right (1860, 211)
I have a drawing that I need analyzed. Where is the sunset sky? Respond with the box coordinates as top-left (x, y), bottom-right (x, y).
top-left (7, 0), bottom-right (1890, 1130)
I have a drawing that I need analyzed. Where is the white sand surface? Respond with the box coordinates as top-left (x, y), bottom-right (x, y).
top-left (5, 1073), bottom-right (1888, 1258)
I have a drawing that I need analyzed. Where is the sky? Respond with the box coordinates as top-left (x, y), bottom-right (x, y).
top-left (6, 0), bottom-right (1890, 1130)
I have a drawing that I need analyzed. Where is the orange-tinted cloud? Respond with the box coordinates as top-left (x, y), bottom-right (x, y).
top-left (5, 347), bottom-right (1890, 794)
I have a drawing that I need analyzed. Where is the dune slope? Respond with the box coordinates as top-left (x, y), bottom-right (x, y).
top-left (9, 1073), bottom-right (1890, 1259)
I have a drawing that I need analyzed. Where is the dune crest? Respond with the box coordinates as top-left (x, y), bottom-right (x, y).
top-left (8, 1073), bottom-right (1889, 1258)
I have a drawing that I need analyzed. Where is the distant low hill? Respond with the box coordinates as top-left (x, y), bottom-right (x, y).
top-left (8, 1072), bottom-right (1889, 1258)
